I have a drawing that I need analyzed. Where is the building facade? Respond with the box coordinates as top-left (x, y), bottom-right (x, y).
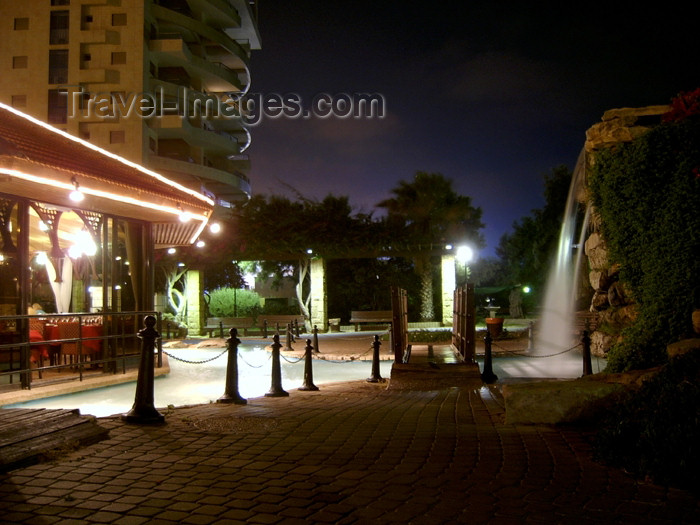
top-left (0, 0), bottom-right (260, 217)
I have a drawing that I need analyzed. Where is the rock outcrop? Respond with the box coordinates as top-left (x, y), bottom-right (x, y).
top-left (580, 105), bottom-right (669, 357)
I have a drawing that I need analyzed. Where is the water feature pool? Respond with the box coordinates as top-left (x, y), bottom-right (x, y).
top-left (7, 344), bottom-right (394, 417)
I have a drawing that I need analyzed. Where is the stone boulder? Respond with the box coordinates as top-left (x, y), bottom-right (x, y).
top-left (667, 338), bottom-right (700, 359)
top-left (502, 369), bottom-right (658, 425)
top-left (585, 232), bottom-right (608, 270)
top-left (502, 379), bottom-right (624, 425)
top-left (589, 269), bottom-right (611, 291)
top-left (590, 330), bottom-right (616, 357)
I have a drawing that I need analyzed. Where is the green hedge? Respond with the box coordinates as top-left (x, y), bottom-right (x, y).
top-left (207, 287), bottom-right (262, 318)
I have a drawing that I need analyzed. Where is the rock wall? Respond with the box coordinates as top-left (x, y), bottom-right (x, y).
top-left (581, 105), bottom-right (669, 357)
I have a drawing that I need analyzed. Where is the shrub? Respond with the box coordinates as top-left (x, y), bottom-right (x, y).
top-left (207, 288), bottom-right (261, 318)
top-left (594, 350), bottom-right (700, 491)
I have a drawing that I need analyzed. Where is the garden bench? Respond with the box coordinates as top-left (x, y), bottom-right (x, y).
top-left (349, 310), bottom-right (393, 331)
top-left (204, 317), bottom-right (255, 337)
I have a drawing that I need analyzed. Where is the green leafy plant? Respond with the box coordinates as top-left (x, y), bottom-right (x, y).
top-left (207, 287), bottom-right (262, 318)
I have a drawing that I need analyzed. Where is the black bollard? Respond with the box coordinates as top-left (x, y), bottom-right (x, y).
top-left (284, 324), bottom-right (293, 350)
top-left (298, 339), bottom-right (319, 391)
top-left (313, 325), bottom-right (320, 353)
top-left (217, 328), bottom-right (247, 404)
top-left (122, 315), bottom-right (165, 424)
top-left (582, 329), bottom-right (593, 376)
top-left (263, 319), bottom-right (268, 338)
top-left (481, 330), bottom-right (498, 384)
top-left (294, 319), bottom-right (301, 338)
top-left (265, 334), bottom-right (289, 397)
top-left (218, 320), bottom-right (224, 338)
top-left (367, 334), bottom-right (385, 383)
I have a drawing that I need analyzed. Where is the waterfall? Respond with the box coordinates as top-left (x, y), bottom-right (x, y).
top-left (534, 149), bottom-right (590, 364)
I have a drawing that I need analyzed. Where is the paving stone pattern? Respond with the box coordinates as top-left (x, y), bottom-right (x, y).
top-left (1, 381), bottom-right (699, 524)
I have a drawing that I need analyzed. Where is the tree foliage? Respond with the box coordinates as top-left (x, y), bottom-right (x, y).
top-left (496, 165), bottom-right (574, 302)
top-left (589, 116), bottom-right (700, 372)
top-left (377, 172), bottom-right (484, 320)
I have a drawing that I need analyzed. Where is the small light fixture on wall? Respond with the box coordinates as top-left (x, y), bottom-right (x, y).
top-left (69, 177), bottom-right (85, 202)
top-left (177, 204), bottom-right (191, 223)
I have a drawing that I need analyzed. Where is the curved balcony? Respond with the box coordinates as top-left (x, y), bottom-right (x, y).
top-left (151, 4), bottom-right (249, 70)
top-left (146, 154), bottom-right (251, 206)
top-left (148, 115), bottom-right (241, 157)
top-left (148, 78), bottom-right (247, 131)
top-left (150, 37), bottom-right (244, 93)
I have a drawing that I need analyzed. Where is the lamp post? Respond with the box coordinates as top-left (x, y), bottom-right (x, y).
top-left (455, 245), bottom-right (473, 286)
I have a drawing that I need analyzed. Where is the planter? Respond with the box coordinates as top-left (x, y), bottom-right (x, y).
top-left (485, 317), bottom-right (504, 338)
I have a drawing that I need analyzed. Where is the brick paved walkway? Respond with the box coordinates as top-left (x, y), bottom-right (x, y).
top-left (1, 379), bottom-right (698, 524)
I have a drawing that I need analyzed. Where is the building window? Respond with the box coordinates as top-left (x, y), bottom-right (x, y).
top-left (49, 10), bottom-right (69, 45)
top-left (112, 13), bottom-right (127, 26)
top-left (49, 49), bottom-right (69, 84)
top-left (110, 130), bottom-right (125, 144)
top-left (12, 56), bottom-right (28, 69)
top-left (51, 0), bottom-right (70, 5)
top-left (48, 89), bottom-right (68, 124)
top-left (83, 53), bottom-right (91, 62)
top-left (84, 15), bottom-right (93, 23)
top-left (111, 52), bottom-right (126, 65)
top-left (14, 18), bottom-right (29, 30)
top-left (11, 95), bottom-right (27, 108)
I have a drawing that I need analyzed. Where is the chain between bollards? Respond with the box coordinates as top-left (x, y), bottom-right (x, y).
top-left (298, 339), bottom-right (319, 391)
top-left (122, 315), bottom-right (165, 424)
top-left (265, 333), bottom-right (289, 397)
top-left (481, 329), bottom-right (498, 384)
top-left (367, 334), bottom-right (385, 383)
top-left (217, 328), bottom-right (247, 404)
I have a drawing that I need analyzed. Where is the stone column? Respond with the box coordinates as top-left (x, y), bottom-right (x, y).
top-left (309, 258), bottom-right (327, 331)
top-left (185, 270), bottom-right (203, 336)
top-left (441, 255), bottom-right (455, 326)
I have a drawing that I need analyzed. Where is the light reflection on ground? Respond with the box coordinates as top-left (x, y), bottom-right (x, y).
top-left (7, 345), bottom-right (605, 417)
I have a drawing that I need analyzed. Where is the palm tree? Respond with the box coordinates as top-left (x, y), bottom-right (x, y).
top-left (378, 172), bottom-right (484, 321)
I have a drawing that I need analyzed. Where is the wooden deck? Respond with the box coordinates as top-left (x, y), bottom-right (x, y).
top-left (0, 408), bottom-right (109, 473)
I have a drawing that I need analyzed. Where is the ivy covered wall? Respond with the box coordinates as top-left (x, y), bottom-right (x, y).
top-left (588, 91), bottom-right (700, 372)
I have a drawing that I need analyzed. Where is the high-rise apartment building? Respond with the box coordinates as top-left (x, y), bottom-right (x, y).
top-left (0, 0), bottom-right (260, 217)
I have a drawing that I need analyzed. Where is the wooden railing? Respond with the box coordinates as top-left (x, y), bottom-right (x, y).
top-left (452, 284), bottom-right (476, 363)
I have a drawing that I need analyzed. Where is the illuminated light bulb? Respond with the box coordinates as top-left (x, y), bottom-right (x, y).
top-left (69, 178), bottom-right (84, 202)
top-left (167, 247), bottom-right (176, 254)
top-left (70, 188), bottom-right (84, 202)
top-left (178, 205), bottom-right (192, 223)
top-left (209, 222), bottom-right (221, 233)
top-left (196, 240), bottom-right (205, 248)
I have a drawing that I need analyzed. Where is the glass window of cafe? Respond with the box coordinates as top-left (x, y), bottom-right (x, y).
top-left (0, 195), bottom-right (151, 318)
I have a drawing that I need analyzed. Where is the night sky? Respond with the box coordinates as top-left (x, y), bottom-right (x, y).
top-left (246, 1), bottom-right (698, 256)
